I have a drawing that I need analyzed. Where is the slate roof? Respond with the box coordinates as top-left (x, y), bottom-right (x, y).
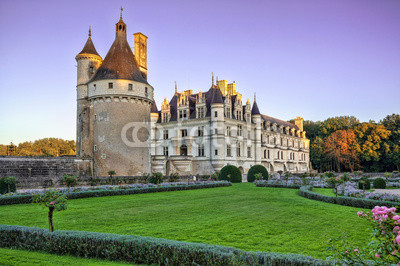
top-left (91, 26), bottom-right (147, 83)
top-left (261, 114), bottom-right (299, 130)
top-left (151, 97), bottom-right (158, 113)
top-left (77, 36), bottom-right (101, 57)
top-left (251, 101), bottom-right (261, 115)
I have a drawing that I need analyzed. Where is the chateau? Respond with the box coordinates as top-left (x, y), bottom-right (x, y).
top-left (75, 11), bottom-right (310, 177)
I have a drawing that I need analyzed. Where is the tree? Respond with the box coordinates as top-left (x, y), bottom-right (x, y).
top-left (353, 122), bottom-right (391, 171)
top-left (380, 114), bottom-right (400, 171)
top-left (324, 130), bottom-right (359, 172)
top-left (320, 116), bottom-right (359, 138)
top-left (33, 190), bottom-right (67, 232)
top-left (62, 173), bottom-right (78, 193)
top-left (310, 136), bottom-right (329, 172)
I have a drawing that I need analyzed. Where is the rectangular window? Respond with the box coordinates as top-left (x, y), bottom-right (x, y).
top-left (93, 84), bottom-right (96, 90)
top-left (198, 126), bottom-right (204, 137)
top-left (226, 126), bottom-right (231, 137)
top-left (214, 128), bottom-right (218, 134)
top-left (181, 129), bottom-right (188, 137)
top-left (237, 145), bottom-right (241, 157)
top-left (214, 111), bottom-right (218, 117)
top-left (247, 147), bottom-right (251, 158)
top-left (215, 149), bottom-right (218, 156)
top-left (93, 145), bottom-right (98, 151)
top-left (268, 150), bottom-right (270, 159)
top-left (90, 67), bottom-right (94, 73)
top-left (237, 125), bottom-right (242, 136)
top-left (128, 84), bottom-right (133, 91)
top-left (163, 130), bottom-right (169, 139)
top-left (108, 83), bottom-right (113, 89)
top-left (227, 145), bottom-right (231, 157)
top-left (198, 145), bottom-right (205, 157)
top-left (163, 146), bottom-right (169, 156)
top-left (197, 107), bottom-right (204, 118)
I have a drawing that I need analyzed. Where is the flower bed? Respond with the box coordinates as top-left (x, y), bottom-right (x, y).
top-left (0, 225), bottom-right (330, 265)
top-left (0, 181), bottom-right (231, 206)
top-left (337, 182), bottom-right (400, 204)
top-left (299, 186), bottom-right (398, 209)
top-left (255, 177), bottom-right (328, 188)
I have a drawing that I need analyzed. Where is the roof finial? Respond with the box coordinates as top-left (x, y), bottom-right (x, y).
top-left (174, 81), bottom-right (177, 94)
top-left (120, 6), bottom-right (123, 19)
top-left (212, 72), bottom-right (214, 85)
top-left (254, 92), bottom-right (256, 102)
top-left (88, 26), bottom-right (91, 37)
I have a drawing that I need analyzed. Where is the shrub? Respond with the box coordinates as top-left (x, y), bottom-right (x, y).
top-left (62, 174), bottom-right (78, 193)
top-left (88, 177), bottom-right (100, 186)
top-left (373, 178), bottom-right (386, 189)
top-left (169, 172), bottom-right (180, 182)
top-left (42, 179), bottom-right (54, 189)
top-left (0, 177), bottom-right (17, 194)
top-left (219, 165), bottom-right (242, 183)
top-left (141, 173), bottom-right (151, 183)
top-left (247, 165), bottom-right (268, 182)
top-left (341, 173), bottom-right (350, 182)
top-left (0, 225), bottom-right (329, 265)
top-left (358, 177), bottom-right (371, 190)
top-left (210, 173), bottom-right (218, 181)
top-left (324, 171), bottom-right (335, 178)
top-left (149, 172), bottom-right (163, 184)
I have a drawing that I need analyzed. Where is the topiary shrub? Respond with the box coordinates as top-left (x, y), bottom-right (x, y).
top-left (149, 172), bottom-right (163, 184)
top-left (218, 165), bottom-right (242, 183)
top-left (247, 165), bottom-right (268, 182)
top-left (373, 178), bottom-right (386, 189)
top-left (0, 177), bottom-right (17, 194)
top-left (358, 177), bottom-right (371, 190)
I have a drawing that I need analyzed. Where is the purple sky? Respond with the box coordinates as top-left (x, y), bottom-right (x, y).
top-left (0, 0), bottom-right (399, 144)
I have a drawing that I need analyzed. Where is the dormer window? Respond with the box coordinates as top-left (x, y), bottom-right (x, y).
top-left (108, 83), bottom-right (113, 89)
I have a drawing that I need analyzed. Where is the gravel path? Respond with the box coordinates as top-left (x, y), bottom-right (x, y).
top-left (374, 189), bottom-right (400, 195)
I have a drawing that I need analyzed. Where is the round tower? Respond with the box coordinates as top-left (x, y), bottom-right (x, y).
top-left (87, 11), bottom-right (154, 176)
top-left (75, 27), bottom-right (103, 157)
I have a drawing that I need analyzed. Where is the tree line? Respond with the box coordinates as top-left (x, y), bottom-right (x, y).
top-left (303, 114), bottom-right (400, 172)
top-left (0, 138), bottom-right (76, 157)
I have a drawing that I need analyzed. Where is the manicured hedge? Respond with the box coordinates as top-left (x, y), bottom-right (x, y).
top-left (299, 186), bottom-right (399, 209)
top-left (219, 165), bottom-right (242, 183)
top-left (373, 178), bottom-right (386, 189)
top-left (255, 183), bottom-right (301, 189)
top-left (0, 225), bottom-right (330, 265)
top-left (247, 165), bottom-right (269, 182)
top-left (0, 182), bottom-right (232, 206)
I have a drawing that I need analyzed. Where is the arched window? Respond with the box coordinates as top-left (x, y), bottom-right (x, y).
top-left (180, 145), bottom-right (187, 156)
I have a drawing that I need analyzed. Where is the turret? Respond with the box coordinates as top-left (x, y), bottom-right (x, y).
top-left (252, 93), bottom-right (262, 164)
top-left (75, 27), bottom-right (103, 158)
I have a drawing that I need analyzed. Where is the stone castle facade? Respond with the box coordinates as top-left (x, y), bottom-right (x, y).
top-left (76, 12), bottom-right (310, 177)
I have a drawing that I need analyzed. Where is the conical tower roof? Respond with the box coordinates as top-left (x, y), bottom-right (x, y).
top-left (151, 97), bottom-right (158, 113)
top-left (77, 27), bottom-right (101, 57)
top-left (91, 14), bottom-right (147, 83)
top-left (251, 94), bottom-right (261, 115)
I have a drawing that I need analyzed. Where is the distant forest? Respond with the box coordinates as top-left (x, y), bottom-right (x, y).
top-left (300, 113), bottom-right (400, 172)
top-left (1, 114), bottom-right (399, 172)
top-left (0, 138), bottom-right (76, 157)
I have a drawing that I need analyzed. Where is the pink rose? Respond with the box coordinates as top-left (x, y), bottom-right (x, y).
top-left (394, 215), bottom-right (400, 221)
top-left (354, 249), bottom-right (358, 252)
top-left (375, 253), bottom-right (380, 258)
top-left (396, 235), bottom-right (400, 245)
top-left (49, 201), bottom-right (55, 206)
top-left (392, 250), bottom-right (398, 255)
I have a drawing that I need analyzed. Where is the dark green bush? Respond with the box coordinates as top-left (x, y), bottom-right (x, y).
top-left (219, 165), bottom-right (242, 183)
top-left (149, 172), bottom-right (163, 184)
top-left (358, 177), bottom-right (371, 190)
top-left (0, 177), bottom-right (17, 194)
top-left (255, 183), bottom-right (300, 189)
top-left (373, 178), bottom-right (386, 189)
top-left (0, 225), bottom-right (329, 265)
top-left (324, 172), bottom-right (335, 178)
top-left (247, 165), bottom-right (269, 182)
top-left (299, 186), bottom-right (398, 209)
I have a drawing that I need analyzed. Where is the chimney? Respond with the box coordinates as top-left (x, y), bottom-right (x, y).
top-left (133, 32), bottom-right (148, 79)
top-left (295, 116), bottom-right (304, 131)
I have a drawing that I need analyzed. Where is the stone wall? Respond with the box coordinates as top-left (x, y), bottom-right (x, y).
top-left (0, 157), bottom-right (93, 189)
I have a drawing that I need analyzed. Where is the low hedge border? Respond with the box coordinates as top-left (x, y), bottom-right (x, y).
top-left (0, 182), bottom-right (231, 206)
top-left (0, 225), bottom-right (330, 265)
top-left (255, 183), bottom-right (301, 189)
top-left (299, 186), bottom-right (400, 209)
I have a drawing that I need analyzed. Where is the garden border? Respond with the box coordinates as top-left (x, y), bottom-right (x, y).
top-left (0, 182), bottom-right (231, 206)
top-left (0, 225), bottom-right (330, 265)
top-left (255, 183), bottom-right (301, 189)
top-left (299, 186), bottom-right (400, 209)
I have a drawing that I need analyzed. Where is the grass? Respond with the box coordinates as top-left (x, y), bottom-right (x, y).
top-left (313, 188), bottom-right (337, 197)
top-left (0, 248), bottom-right (130, 265)
top-left (0, 183), bottom-right (371, 260)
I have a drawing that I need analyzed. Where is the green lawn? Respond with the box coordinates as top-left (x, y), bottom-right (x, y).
top-left (312, 188), bottom-right (337, 197)
top-left (0, 248), bottom-right (130, 265)
top-left (0, 183), bottom-right (370, 260)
